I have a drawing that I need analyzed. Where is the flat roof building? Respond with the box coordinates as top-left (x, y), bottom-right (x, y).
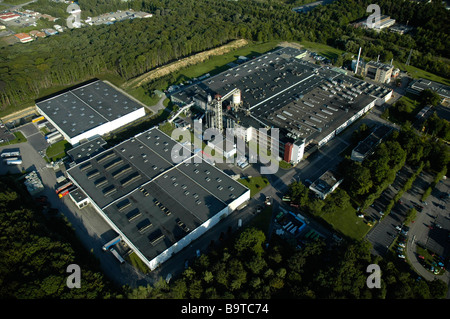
top-left (67, 136), bottom-right (107, 164)
top-left (171, 46), bottom-right (392, 164)
top-left (407, 78), bottom-right (450, 103)
top-left (36, 80), bottom-right (147, 145)
top-left (363, 15), bottom-right (396, 30)
top-left (351, 124), bottom-right (393, 162)
top-left (309, 170), bottom-right (343, 200)
top-left (66, 127), bottom-right (250, 271)
top-left (364, 61), bottom-right (394, 84)
top-left (14, 33), bottom-right (33, 43)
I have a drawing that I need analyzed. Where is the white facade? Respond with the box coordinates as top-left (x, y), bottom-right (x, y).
top-left (291, 141), bottom-right (305, 164)
top-left (375, 89), bottom-right (392, 106)
top-left (317, 99), bottom-right (376, 148)
top-left (309, 179), bottom-right (343, 200)
top-left (147, 188), bottom-right (249, 270)
top-left (68, 169), bottom-right (250, 271)
top-left (37, 106), bottom-right (146, 146)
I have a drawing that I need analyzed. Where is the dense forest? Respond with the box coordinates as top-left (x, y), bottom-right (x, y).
top-left (337, 123), bottom-right (449, 210)
top-left (124, 227), bottom-right (447, 299)
top-left (1, 0), bottom-right (449, 112)
top-left (0, 177), bottom-right (120, 298)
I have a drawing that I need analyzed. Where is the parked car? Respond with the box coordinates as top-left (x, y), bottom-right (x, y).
top-left (401, 226), bottom-right (409, 236)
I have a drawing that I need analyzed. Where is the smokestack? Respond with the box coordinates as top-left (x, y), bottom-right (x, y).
top-left (377, 55), bottom-right (380, 63)
top-left (390, 58), bottom-right (393, 66)
top-left (355, 47), bottom-right (362, 74)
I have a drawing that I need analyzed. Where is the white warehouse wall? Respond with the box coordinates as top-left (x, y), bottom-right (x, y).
top-left (36, 106), bottom-right (73, 143)
top-left (148, 188), bottom-right (250, 270)
top-left (70, 107), bottom-right (146, 145)
top-left (36, 105), bottom-right (146, 146)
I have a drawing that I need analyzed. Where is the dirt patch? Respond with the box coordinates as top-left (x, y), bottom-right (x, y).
top-left (278, 41), bottom-right (304, 50)
top-left (122, 39), bottom-right (249, 90)
top-left (1, 106), bottom-right (37, 123)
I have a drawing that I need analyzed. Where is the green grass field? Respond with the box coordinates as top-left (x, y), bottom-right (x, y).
top-left (126, 252), bottom-right (151, 274)
top-left (45, 139), bottom-right (71, 162)
top-left (248, 205), bottom-right (273, 236)
top-left (238, 176), bottom-right (270, 198)
top-left (394, 61), bottom-right (450, 86)
top-left (177, 41), bottom-right (280, 80)
top-left (320, 205), bottom-right (372, 240)
top-left (298, 40), bottom-right (346, 60)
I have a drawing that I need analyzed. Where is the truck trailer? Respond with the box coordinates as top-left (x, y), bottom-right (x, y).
top-left (4, 157), bottom-right (22, 165)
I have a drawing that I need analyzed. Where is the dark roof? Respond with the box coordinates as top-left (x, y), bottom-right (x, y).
top-left (67, 136), bottom-right (107, 164)
top-left (67, 127), bottom-right (249, 263)
top-left (408, 78), bottom-right (450, 99)
top-left (36, 80), bottom-right (144, 138)
top-left (352, 124), bottom-right (393, 157)
top-left (171, 47), bottom-right (387, 147)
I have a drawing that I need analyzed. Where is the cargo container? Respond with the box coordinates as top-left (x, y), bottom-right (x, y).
top-left (4, 157), bottom-right (22, 165)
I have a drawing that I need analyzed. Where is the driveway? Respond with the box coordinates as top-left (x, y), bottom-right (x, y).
top-left (147, 95), bottom-right (168, 115)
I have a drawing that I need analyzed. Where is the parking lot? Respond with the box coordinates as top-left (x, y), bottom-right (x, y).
top-left (364, 160), bottom-right (449, 286)
top-left (0, 120), bottom-right (15, 145)
top-left (365, 165), bottom-right (415, 256)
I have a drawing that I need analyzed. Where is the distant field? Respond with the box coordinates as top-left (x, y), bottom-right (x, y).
top-left (2, 0), bottom-right (31, 5)
top-left (394, 61), bottom-right (450, 86)
top-left (124, 40), bottom-right (280, 93)
top-left (298, 40), bottom-right (346, 60)
top-left (175, 40), bottom-right (280, 80)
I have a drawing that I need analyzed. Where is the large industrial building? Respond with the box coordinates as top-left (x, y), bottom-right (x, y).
top-left (36, 80), bottom-right (147, 145)
top-left (407, 78), bottom-right (450, 103)
top-left (66, 127), bottom-right (250, 271)
top-left (170, 46), bottom-right (392, 164)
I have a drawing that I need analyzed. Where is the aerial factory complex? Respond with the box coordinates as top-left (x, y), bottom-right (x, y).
top-left (171, 47), bottom-right (392, 163)
top-left (66, 127), bottom-right (250, 270)
top-left (29, 46), bottom-right (395, 271)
